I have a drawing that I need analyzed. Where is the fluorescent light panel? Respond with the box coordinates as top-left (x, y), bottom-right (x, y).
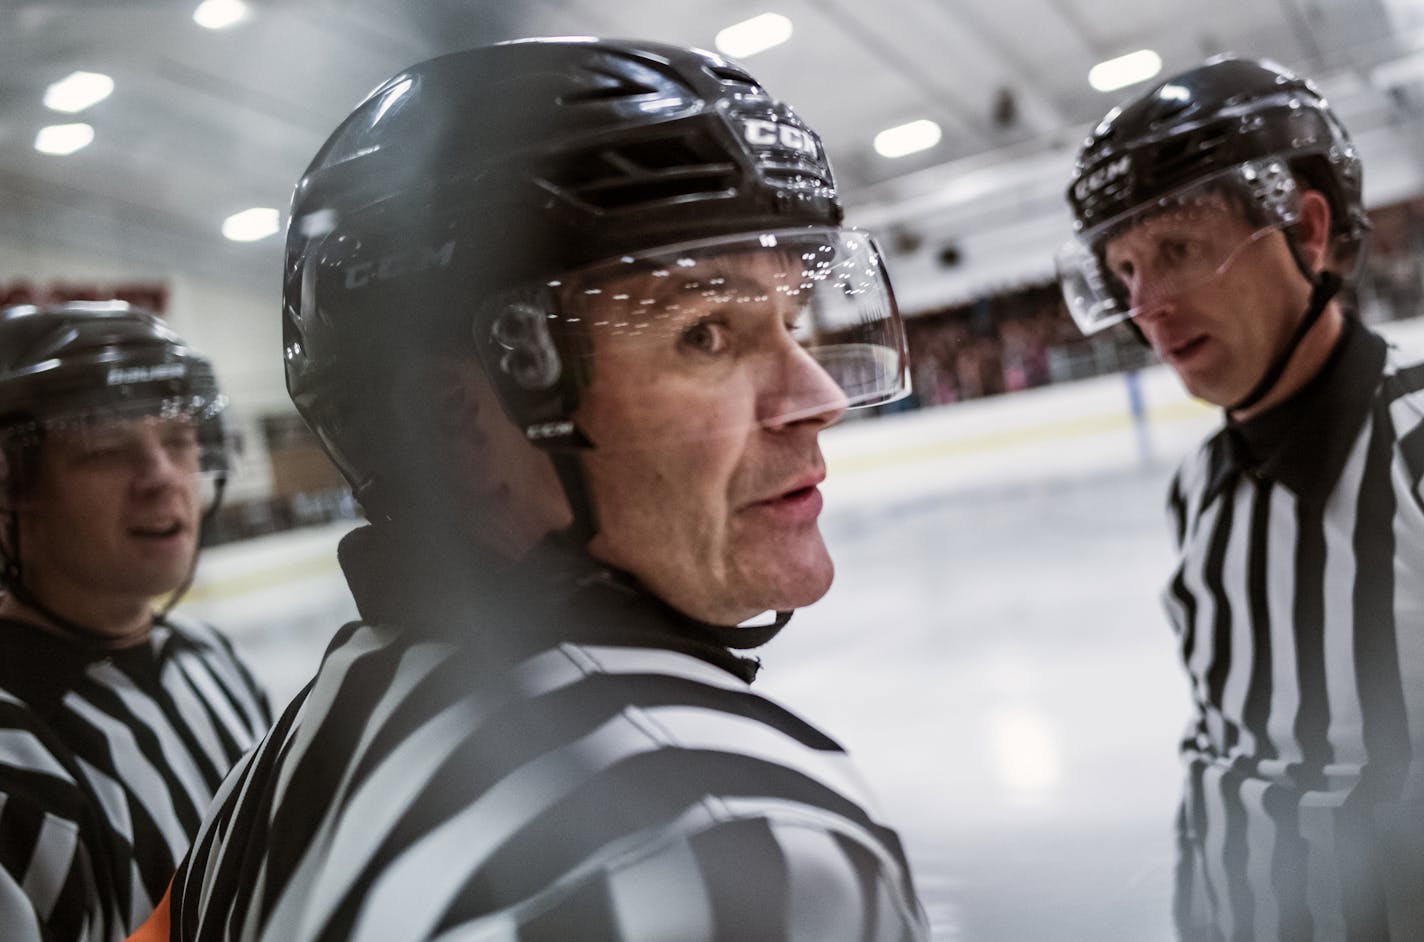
top-left (43, 71), bottom-right (114, 113)
top-left (715, 13), bottom-right (793, 59)
top-left (194, 0), bottom-right (250, 30)
top-left (874, 119), bottom-right (942, 158)
top-left (1089, 49), bottom-right (1163, 92)
top-left (35, 123), bottom-right (94, 156)
top-left (223, 207), bottom-right (280, 242)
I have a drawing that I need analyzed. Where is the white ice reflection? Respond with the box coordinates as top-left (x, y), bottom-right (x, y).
top-left (988, 706), bottom-right (1061, 797)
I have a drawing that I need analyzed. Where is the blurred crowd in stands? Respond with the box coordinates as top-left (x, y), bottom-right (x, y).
top-left (894, 193), bottom-right (1424, 413)
top-left (202, 485), bottom-right (360, 547)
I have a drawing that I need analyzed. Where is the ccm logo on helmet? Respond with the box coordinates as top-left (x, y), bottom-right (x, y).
top-left (107, 363), bottom-right (186, 386)
top-left (344, 240), bottom-right (456, 290)
top-left (740, 118), bottom-right (820, 160)
top-left (1073, 155), bottom-right (1132, 202)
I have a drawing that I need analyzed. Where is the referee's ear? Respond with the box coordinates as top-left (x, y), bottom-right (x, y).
top-left (1294, 189), bottom-right (1334, 274)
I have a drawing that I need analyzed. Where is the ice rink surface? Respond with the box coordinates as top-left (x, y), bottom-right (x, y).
top-left (771, 465), bottom-right (1188, 940)
top-left (180, 324), bottom-right (1424, 939)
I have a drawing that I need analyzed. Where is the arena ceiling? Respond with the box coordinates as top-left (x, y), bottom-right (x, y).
top-left (4, 0), bottom-right (1424, 305)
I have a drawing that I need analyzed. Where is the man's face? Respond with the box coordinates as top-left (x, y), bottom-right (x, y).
top-left (571, 248), bottom-right (850, 626)
top-left (1102, 194), bottom-right (1311, 407)
top-left (13, 415), bottom-right (206, 613)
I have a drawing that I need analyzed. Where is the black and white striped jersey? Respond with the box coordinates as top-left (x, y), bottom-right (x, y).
top-left (0, 614), bottom-right (270, 942)
top-left (1163, 317), bottom-right (1424, 941)
top-left (166, 528), bottom-right (928, 942)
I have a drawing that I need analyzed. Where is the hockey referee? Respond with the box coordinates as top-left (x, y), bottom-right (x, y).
top-left (0, 302), bottom-right (270, 941)
top-left (132, 37), bottom-right (928, 941)
top-left (1059, 56), bottom-right (1424, 940)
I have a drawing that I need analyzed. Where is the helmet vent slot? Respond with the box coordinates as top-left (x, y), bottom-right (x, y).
top-left (1148, 129), bottom-right (1229, 180)
top-left (704, 64), bottom-right (762, 94)
top-left (542, 138), bottom-right (738, 209)
top-left (559, 76), bottom-right (663, 105)
top-left (617, 138), bottom-right (713, 170)
top-left (563, 167), bottom-right (738, 209)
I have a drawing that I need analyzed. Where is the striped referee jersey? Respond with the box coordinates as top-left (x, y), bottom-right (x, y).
top-left (0, 613), bottom-right (270, 942)
top-left (1164, 315), bottom-right (1424, 940)
top-left (165, 526), bottom-right (928, 941)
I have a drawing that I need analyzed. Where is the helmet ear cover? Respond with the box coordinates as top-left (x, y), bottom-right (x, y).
top-left (284, 212), bottom-right (596, 496)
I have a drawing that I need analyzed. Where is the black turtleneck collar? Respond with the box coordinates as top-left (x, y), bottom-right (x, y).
top-left (335, 524), bottom-right (783, 683)
top-left (1204, 315), bottom-right (1386, 506)
top-left (0, 615), bottom-right (176, 719)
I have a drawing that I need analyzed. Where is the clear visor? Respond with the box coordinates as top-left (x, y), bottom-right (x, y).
top-left (488, 227), bottom-right (909, 443)
top-left (1057, 159), bottom-right (1302, 335)
top-left (0, 395), bottom-right (235, 513)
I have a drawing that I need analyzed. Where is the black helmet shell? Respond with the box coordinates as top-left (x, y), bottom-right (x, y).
top-left (0, 301), bottom-right (223, 429)
top-left (1067, 55), bottom-right (1366, 250)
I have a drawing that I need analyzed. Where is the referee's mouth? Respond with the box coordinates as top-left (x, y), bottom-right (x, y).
top-left (128, 518), bottom-right (191, 545)
top-left (1162, 335), bottom-right (1209, 366)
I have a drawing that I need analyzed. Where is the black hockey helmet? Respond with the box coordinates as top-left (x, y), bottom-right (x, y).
top-left (0, 301), bottom-right (232, 628)
top-left (283, 37), bottom-right (908, 526)
top-left (0, 301), bottom-right (231, 497)
top-left (1058, 55), bottom-right (1367, 335)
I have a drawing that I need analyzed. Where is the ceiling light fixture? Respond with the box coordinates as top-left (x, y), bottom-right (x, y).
top-left (222, 207), bottom-right (280, 242)
top-left (1088, 49), bottom-right (1163, 93)
top-left (874, 119), bottom-right (942, 159)
top-left (715, 13), bottom-right (793, 59)
top-left (34, 123), bottom-right (95, 156)
top-left (43, 71), bottom-right (114, 113)
top-left (193, 0), bottom-right (250, 30)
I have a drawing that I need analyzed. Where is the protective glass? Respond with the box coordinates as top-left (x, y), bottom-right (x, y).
top-left (0, 394), bottom-right (234, 512)
top-left (1056, 159), bottom-right (1302, 334)
top-left (486, 227), bottom-right (909, 438)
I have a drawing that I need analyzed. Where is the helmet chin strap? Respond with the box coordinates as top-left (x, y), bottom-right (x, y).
top-left (550, 449), bottom-right (599, 548)
top-left (1225, 267), bottom-right (1342, 415)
